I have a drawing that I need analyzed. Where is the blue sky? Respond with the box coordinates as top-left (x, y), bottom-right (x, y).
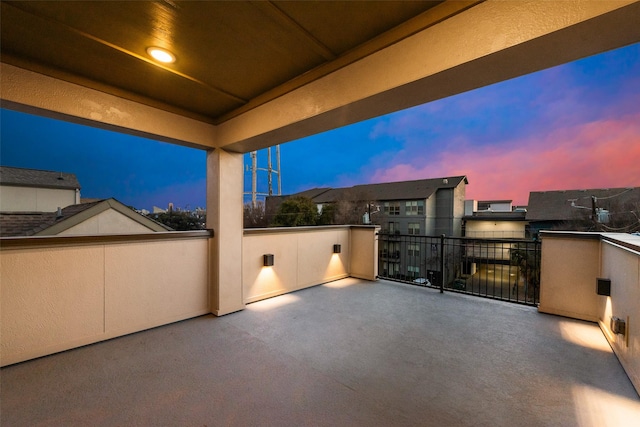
top-left (1, 43), bottom-right (639, 210)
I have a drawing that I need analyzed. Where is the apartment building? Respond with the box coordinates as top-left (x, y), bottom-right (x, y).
top-left (279, 176), bottom-right (467, 281)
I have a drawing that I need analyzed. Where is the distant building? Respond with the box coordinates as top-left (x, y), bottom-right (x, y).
top-left (0, 198), bottom-right (171, 237)
top-left (0, 166), bottom-right (81, 212)
top-left (463, 199), bottom-right (529, 239)
top-left (275, 176), bottom-right (468, 237)
top-left (271, 176), bottom-right (468, 281)
top-left (526, 187), bottom-right (640, 234)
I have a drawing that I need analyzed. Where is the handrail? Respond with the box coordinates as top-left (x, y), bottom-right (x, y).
top-left (0, 230), bottom-right (213, 249)
top-left (244, 224), bottom-right (378, 235)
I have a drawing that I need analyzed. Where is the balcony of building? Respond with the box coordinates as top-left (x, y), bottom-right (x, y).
top-left (2, 2), bottom-right (640, 424)
top-left (2, 228), bottom-right (640, 425)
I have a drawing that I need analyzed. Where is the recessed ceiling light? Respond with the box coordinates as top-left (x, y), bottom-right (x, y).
top-left (147, 47), bottom-right (176, 64)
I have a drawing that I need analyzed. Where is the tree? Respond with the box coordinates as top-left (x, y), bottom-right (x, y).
top-left (149, 211), bottom-right (205, 231)
top-left (317, 203), bottom-right (337, 225)
top-left (332, 189), bottom-right (376, 225)
top-left (244, 201), bottom-right (268, 228)
top-left (271, 196), bottom-right (318, 226)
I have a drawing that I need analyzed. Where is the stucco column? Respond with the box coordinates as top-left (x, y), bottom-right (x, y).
top-left (206, 149), bottom-right (245, 316)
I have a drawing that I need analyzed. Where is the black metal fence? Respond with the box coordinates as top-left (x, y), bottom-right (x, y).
top-left (377, 233), bottom-right (541, 306)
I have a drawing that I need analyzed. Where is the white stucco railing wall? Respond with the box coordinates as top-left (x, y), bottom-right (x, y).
top-left (539, 231), bottom-right (640, 394)
top-left (243, 225), bottom-right (378, 304)
top-left (598, 234), bottom-right (640, 395)
top-left (0, 233), bottom-right (210, 367)
top-left (538, 233), bottom-right (601, 322)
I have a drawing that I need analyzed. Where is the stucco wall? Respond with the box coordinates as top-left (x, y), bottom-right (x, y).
top-left (0, 185), bottom-right (76, 212)
top-left (598, 238), bottom-right (640, 394)
top-left (350, 226), bottom-right (380, 281)
top-left (243, 226), bottom-right (378, 304)
top-left (243, 227), bottom-right (349, 303)
top-left (59, 209), bottom-right (155, 235)
top-left (538, 234), bottom-right (600, 322)
top-left (0, 236), bottom-right (209, 366)
top-left (538, 232), bottom-right (640, 395)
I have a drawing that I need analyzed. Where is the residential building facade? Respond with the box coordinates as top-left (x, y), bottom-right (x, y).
top-left (0, 166), bottom-right (81, 212)
top-left (280, 176), bottom-right (467, 281)
top-left (463, 199), bottom-right (529, 239)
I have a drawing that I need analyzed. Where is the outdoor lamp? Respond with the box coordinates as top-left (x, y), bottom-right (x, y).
top-left (263, 254), bottom-right (274, 267)
top-left (596, 278), bottom-right (611, 296)
top-left (333, 244), bottom-right (341, 254)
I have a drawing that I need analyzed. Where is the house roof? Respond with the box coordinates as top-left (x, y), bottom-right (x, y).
top-left (0, 198), bottom-right (171, 237)
top-left (293, 188), bottom-right (333, 200)
top-left (0, 166), bottom-right (80, 190)
top-left (526, 187), bottom-right (640, 222)
top-left (307, 176), bottom-right (468, 203)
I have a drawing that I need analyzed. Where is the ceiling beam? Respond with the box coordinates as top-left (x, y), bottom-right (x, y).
top-left (0, 62), bottom-right (217, 149)
top-left (215, 0), bottom-right (640, 153)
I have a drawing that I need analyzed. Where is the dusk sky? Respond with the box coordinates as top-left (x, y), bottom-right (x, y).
top-left (1, 43), bottom-right (639, 210)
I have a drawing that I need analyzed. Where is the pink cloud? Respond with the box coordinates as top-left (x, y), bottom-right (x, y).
top-left (369, 113), bottom-right (640, 205)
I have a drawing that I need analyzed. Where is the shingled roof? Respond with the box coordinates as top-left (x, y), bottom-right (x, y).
top-left (0, 166), bottom-right (81, 190)
top-left (0, 199), bottom-right (171, 237)
top-left (308, 176), bottom-right (468, 203)
top-left (526, 187), bottom-right (640, 222)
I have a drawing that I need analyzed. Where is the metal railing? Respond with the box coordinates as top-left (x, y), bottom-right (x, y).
top-left (377, 233), bottom-right (540, 306)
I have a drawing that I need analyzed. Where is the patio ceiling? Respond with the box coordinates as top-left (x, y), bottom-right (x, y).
top-left (0, 0), bottom-right (450, 124)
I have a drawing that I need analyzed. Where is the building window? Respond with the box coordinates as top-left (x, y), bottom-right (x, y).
top-left (408, 243), bottom-right (420, 257)
top-left (388, 221), bottom-right (400, 234)
top-left (390, 263), bottom-right (400, 275)
top-left (408, 222), bottom-right (420, 235)
top-left (408, 265), bottom-right (420, 278)
top-left (405, 200), bottom-right (424, 215)
top-left (384, 202), bottom-right (400, 215)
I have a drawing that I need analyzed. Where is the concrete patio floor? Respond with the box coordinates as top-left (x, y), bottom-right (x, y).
top-left (2, 278), bottom-right (639, 426)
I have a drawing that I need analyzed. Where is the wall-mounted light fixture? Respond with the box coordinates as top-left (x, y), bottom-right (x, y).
top-left (263, 254), bottom-right (274, 267)
top-left (596, 278), bottom-right (611, 296)
top-left (611, 316), bottom-right (626, 336)
top-left (333, 244), bottom-right (341, 254)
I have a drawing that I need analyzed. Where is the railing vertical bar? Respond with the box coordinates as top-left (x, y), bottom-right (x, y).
top-left (440, 234), bottom-right (445, 293)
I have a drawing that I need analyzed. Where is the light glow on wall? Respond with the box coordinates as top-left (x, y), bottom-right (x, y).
top-left (324, 252), bottom-right (346, 278)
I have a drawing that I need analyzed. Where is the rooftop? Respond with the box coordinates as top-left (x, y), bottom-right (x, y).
top-left (0, 165), bottom-right (80, 190)
top-left (0, 198), bottom-right (170, 236)
top-left (2, 278), bottom-right (638, 426)
top-left (303, 176), bottom-right (468, 203)
top-left (526, 187), bottom-right (640, 222)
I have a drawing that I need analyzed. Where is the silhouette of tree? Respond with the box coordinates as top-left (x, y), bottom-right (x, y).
top-left (271, 196), bottom-right (318, 226)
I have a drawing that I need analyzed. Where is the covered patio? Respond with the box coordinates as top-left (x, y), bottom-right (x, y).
top-left (2, 2), bottom-right (640, 425)
top-left (2, 278), bottom-right (638, 426)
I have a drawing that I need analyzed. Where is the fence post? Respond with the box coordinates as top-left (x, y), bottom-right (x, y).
top-left (440, 234), bottom-right (445, 293)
